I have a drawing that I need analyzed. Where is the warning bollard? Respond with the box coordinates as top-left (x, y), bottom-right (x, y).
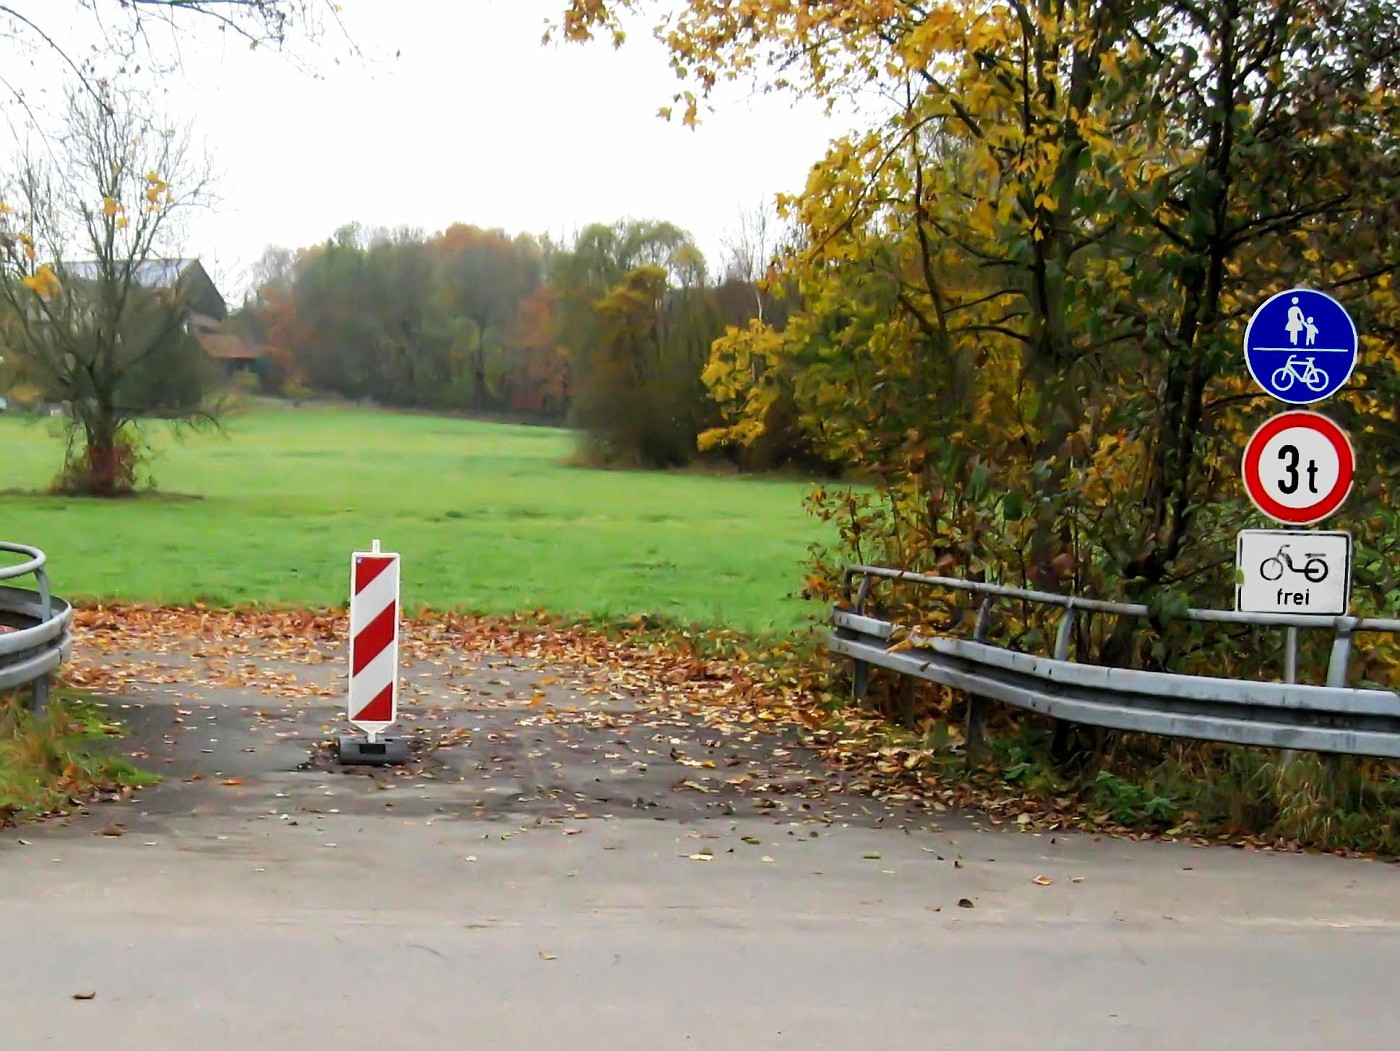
top-left (338, 539), bottom-right (408, 766)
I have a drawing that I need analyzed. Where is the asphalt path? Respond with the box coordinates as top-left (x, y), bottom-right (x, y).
top-left (2, 638), bottom-right (1398, 1049)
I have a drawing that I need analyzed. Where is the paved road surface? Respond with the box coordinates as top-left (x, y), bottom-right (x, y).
top-left (2, 637), bottom-right (1398, 1049)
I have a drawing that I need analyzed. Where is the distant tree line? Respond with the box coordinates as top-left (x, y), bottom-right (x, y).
top-left (240, 217), bottom-right (832, 470)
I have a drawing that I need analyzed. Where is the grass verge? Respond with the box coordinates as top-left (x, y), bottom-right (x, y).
top-left (0, 406), bottom-right (831, 633)
top-left (0, 691), bottom-right (158, 825)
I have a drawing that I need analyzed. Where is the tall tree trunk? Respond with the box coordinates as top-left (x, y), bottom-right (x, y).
top-left (473, 329), bottom-right (488, 411)
top-left (81, 412), bottom-right (125, 496)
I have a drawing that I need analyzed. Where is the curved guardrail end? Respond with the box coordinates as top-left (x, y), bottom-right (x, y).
top-left (0, 543), bottom-right (71, 712)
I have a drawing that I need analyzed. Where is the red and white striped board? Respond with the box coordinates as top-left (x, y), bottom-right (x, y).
top-left (348, 541), bottom-right (400, 739)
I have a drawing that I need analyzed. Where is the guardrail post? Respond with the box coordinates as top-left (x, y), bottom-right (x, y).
top-left (1315, 618), bottom-right (1359, 776)
top-left (1053, 601), bottom-right (1076, 661)
top-left (37, 566), bottom-right (52, 623)
top-left (895, 676), bottom-right (916, 727)
top-left (851, 659), bottom-right (870, 705)
top-left (31, 672), bottom-right (50, 712)
top-left (850, 571), bottom-right (874, 706)
top-left (852, 573), bottom-right (873, 616)
top-left (1049, 602), bottom-right (1079, 762)
top-left (964, 597), bottom-right (994, 761)
top-left (1278, 626), bottom-right (1302, 764)
top-left (1325, 618), bottom-right (1356, 688)
top-left (32, 564), bottom-right (53, 712)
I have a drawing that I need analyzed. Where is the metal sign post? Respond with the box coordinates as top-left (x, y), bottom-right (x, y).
top-left (338, 539), bottom-right (408, 766)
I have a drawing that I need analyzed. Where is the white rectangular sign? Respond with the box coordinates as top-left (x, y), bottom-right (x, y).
top-left (1236, 529), bottom-right (1351, 615)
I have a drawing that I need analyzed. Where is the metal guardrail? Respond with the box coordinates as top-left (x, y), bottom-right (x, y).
top-left (0, 542), bottom-right (72, 710)
top-left (829, 564), bottom-right (1400, 759)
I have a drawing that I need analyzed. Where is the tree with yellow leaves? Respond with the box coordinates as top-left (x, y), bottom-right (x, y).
top-left (0, 84), bottom-right (216, 495)
top-left (560, 0), bottom-right (1400, 681)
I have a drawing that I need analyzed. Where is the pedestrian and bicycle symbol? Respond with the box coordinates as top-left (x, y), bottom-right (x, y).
top-left (1244, 288), bottom-right (1357, 404)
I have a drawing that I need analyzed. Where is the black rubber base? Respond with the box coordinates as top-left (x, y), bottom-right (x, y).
top-left (337, 733), bottom-right (408, 766)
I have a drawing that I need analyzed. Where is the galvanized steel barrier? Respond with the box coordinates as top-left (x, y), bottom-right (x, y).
top-left (829, 564), bottom-right (1400, 759)
top-left (0, 542), bottom-right (72, 709)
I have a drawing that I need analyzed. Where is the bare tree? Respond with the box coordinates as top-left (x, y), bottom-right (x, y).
top-left (0, 1), bottom-right (347, 78)
top-left (0, 83), bottom-right (217, 494)
top-left (718, 200), bottom-right (787, 325)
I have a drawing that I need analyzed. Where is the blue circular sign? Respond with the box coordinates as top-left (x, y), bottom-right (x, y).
top-left (1244, 287), bottom-right (1357, 404)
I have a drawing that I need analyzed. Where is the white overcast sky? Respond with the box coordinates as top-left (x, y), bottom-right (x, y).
top-left (2, 0), bottom-right (859, 301)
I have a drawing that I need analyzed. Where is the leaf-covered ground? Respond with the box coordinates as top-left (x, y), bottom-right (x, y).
top-left (43, 604), bottom-right (1396, 858)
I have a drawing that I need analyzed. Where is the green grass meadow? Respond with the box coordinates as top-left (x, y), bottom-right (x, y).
top-left (0, 407), bottom-right (830, 633)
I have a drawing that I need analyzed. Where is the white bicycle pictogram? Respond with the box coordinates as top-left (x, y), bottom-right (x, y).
top-left (1259, 544), bottom-right (1329, 583)
top-left (1270, 355), bottom-right (1329, 393)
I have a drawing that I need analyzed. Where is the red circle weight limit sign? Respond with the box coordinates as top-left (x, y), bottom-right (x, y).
top-left (1241, 411), bottom-right (1354, 525)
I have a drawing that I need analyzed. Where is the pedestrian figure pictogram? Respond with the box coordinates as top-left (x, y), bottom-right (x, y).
top-left (1283, 296), bottom-right (1321, 347)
